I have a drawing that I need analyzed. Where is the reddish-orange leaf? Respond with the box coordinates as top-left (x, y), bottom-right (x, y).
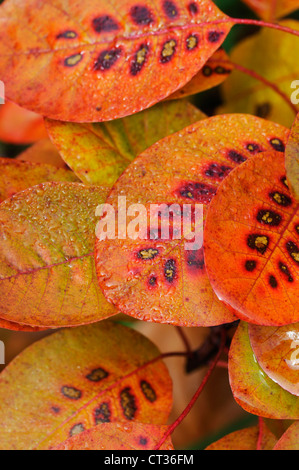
top-left (0, 0), bottom-right (233, 122)
top-left (0, 157), bottom-right (79, 203)
top-left (285, 112), bottom-right (299, 202)
top-left (167, 48), bottom-right (234, 100)
top-left (95, 115), bottom-right (286, 327)
top-left (204, 134), bottom-right (299, 326)
top-left (249, 323), bottom-right (299, 397)
top-left (274, 421), bottom-right (299, 450)
top-left (206, 424), bottom-right (277, 450)
top-left (0, 321), bottom-right (173, 450)
top-left (0, 102), bottom-right (47, 144)
top-left (55, 423), bottom-right (173, 450)
top-left (242, 0), bottom-right (299, 21)
top-left (0, 317), bottom-right (47, 332)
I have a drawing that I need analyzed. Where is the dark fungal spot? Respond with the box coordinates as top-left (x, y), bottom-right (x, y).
top-left (69, 423), bottom-right (85, 437)
top-left (255, 102), bottom-right (271, 119)
top-left (94, 48), bottom-right (122, 71)
top-left (247, 234), bottom-right (269, 255)
top-left (130, 5), bottom-right (154, 25)
top-left (207, 30), bottom-right (224, 43)
top-left (186, 250), bottom-right (204, 271)
top-left (94, 402), bottom-right (111, 424)
top-left (163, 1), bottom-right (179, 18)
top-left (286, 241), bottom-right (299, 265)
top-left (257, 209), bottom-right (282, 227)
top-left (137, 248), bottom-right (159, 260)
top-left (161, 39), bottom-right (177, 63)
top-left (164, 259), bottom-right (177, 283)
top-left (186, 34), bottom-right (199, 50)
top-left (61, 386), bottom-right (82, 400)
top-left (139, 437), bottom-right (148, 446)
top-left (130, 43), bottom-right (149, 76)
top-left (120, 387), bottom-right (137, 420)
top-left (56, 30), bottom-right (77, 39)
top-left (269, 274), bottom-right (278, 289)
top-left (140, 380), bottom-right (157, 402)
top-left (246, 143), bottom-right (263, 154)
top-left (205, 162), bottom-right (232, 180)
top-left (86, 367), bottom-right (109, 382)
top-left (270, 138), bottom-right (285, 152)
top-left (279, 262), bottom-right (294, 283)
top-left (92, 15), bottom-right (119, 33)
top-left (245, 260), bottom-right (257, 272)
top-left (148, 276), bottom-right (157, 287)
top-left (214, 65), bottom-right (231, 75)
top-left (51, 406), bottom-right (61, 414)
top-left (178, 181), bottom-right (216, 204)
top-left (269, 191), bottom-right (292, 207)
top-left (227, 150), bottom-right (247, 164)
top-left (188, 2), bottom-right (198, 15)
top-left (64, 53), bottom-right (83, 67)
top-left (202, 65), bottom-right (212, 77)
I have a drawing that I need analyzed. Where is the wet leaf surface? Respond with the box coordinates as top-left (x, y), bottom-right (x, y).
top-left (0, 182), bottom-right (116, 327)
top-left (229, 322), bottom-right (299, 419)
top-left (0, 0), bottom-right (233, 121)
top-left (204, 134), bottom-right (299, 326)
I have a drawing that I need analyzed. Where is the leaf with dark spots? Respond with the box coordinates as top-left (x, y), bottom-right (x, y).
top-left (55, 423), bottom-right (174, 450)
top-left (205, 137), bottom-right (299, 326)
top-left (0, 321), bottom-right (172, 449)
top-left (0, 0), bottom-right (233, 122)
top-left (95, 115), bottom-right (285, 327)
top-left (0, 182), bottom-right (117, 328)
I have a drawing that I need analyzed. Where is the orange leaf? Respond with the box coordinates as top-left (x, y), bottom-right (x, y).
top-left (274, 421), bottom-right (299, 450)
top-left (0, 0), bottom-right (233, 121)
top-left (242, 0), bottom-right (299, 21)
top-left (16, 138), bottom-right (68, 168)
top-left (55, 423), bottom-right (173, 450)
top-left (204, 130), bottom-right (299, 326)
top-left (0, 102), bottom-right (47, 144)
top-left (206, 424), bottom-right (277, 450)
top-left (0, 321), bottom-right (173, 450)
top-left (95, 115), bottom-right (285, 327)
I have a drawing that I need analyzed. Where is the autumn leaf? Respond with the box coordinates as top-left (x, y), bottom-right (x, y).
top-left (0, 182), bottom-right (116, 328)
top-left (0, 101), bottom-right (47, 144)
top-left (55, 423), bottom-right (173, 450)
top-left (229, 322), bottom-right (299, 419)
top-left (45, 100), bottom-right (206, 187)
top-left (274, 421), bottom-right (299, 450)
top-left (167, 48), bottom-right (234, 100)
top-left (0, 157), bottom-right (79, 203)
top-left (0, 317), bottom-right (46, 332)
top-left (16, 138), bottom-right (68, 169)
top-left (206, 423), bottom-right (277, 450)
top-left (285, 112), bottom-right (299, 202)
top-left (248, 323), bottom-right (299, 397)
top-left (0, 0), bottom-right (233, 121)
top-left (218, 20), bottom-right (299, 128)
top-left (242, 0), bottom-right (299, 21)
top-left (95, 115), bottom-right (287, 327)
top-left (204, 135), bottom-right (299, 326)
top-left (0, 321), bottom-right (173, 450)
